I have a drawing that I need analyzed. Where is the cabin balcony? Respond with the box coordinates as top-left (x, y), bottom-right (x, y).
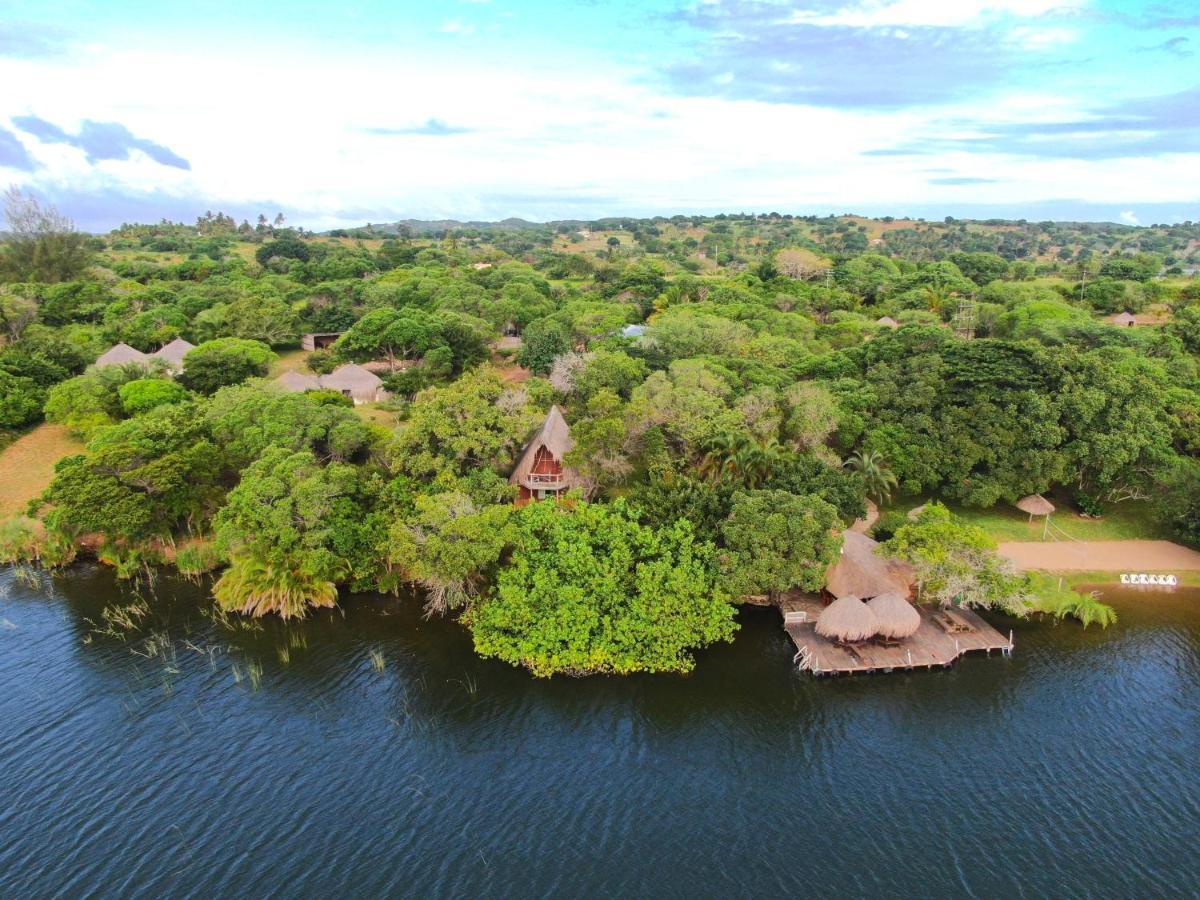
top-left (522, 472), bottom-right (564, 489)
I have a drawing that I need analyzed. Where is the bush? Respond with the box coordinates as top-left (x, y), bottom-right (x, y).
top-left (871, 510), bottom-right (909, 542)
top-left (306, 349), bottom-right (337, 374)
top-left (175, 540), bottom-right (223, 576)
top-left (179, 338), bottom-right (276, 395)
top-left (118, 378), bottom-right (190, 415)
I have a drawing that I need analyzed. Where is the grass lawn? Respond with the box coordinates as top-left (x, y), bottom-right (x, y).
top-left (269, 348), bottom-right (310, 377)
top-left (354, 404), bottom-right (398, 428)
top-left (888, 495), bottom-right (1171, 543)
top-left (0, 424), bottom-right (85, 519)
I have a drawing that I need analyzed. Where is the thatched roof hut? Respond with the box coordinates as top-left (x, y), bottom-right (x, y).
top-left (1109, 311), bottom-right (1137, 327)
top-left (816, 595), bottom-right (879, 643)
top-left (151, 337), bottom-right (196, 370)
top-left (275, 371), bottom-right (322, 392)
top-left (867, 591), bottom-right (921, 640)
top-left (825, 530), bottom-right (914, 600)
top-left (1015, 494), bottom-right (1055, 517)
top-left (876, 316), bottom-right (900, 329)
top-left (318, 364), bottom-right (386, 404)
top-left (94, 342), bottom-right (149, 368)
top-left (510, 405), bottom-right (579, 500)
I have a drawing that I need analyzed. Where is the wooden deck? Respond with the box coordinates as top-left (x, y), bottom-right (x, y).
top-left (778, 595), bottom-right (1013, 676)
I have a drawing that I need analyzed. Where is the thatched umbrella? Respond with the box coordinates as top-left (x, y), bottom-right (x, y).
top-left (1015, 494), bottom-right (1055, 538)
top-left (1015, 494), bottom-right (1054, 516)
top-left (867, 591), bottom-right (921, 640)
top-left (816, 595), bottom-right (879, 643)
top-left (825, 531), bottom-right (914, 600)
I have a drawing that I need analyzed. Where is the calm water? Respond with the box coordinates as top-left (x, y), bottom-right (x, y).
top-left (1, 567), bottom-right (1197, 899)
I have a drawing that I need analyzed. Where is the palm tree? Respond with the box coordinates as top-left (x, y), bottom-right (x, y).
top-left (699, 434), bottom-right (790, 488)
top-left (843, 449), bottom-right (899, 504)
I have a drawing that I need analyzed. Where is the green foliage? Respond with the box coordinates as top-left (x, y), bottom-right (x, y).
top-left (390, 368), bottom-right (538, 479)
top-left (517, 318), bottom-right (572, 374)
top-left (0, 189), bottom-right (93, 283)
top-left (44, 366), bottom-right (143, 437)
top-left (719, 490), bottom-right (841, 599)
top-left (0, 517), bottom-right (39, 564)
top-left (0, 370), bottom-right (44, 428)
top-left (213, 447), bottom-right (382, 616)
top-left (204, 383), bottom-right (373, 468)
top-left (175, 540), bottom-right (223, 576)
top-left (118, 378), bottom-right (189, 415)
top-left (386, 491), bottom-right (514, 614)
top-left (843, 449), bottom-right (898, 503)
top-left (884, 503), bottom-right (1031, 614)
top-left (1156, 458), bottom-right (1200, 547)
top-left (467, 500), bottom-right (737, 676)
top-left (1028, 574), bottom-right (1116, 628)
top-left (179, 337), bottom-right (276, 395)
top-left (41, 404), bottom-right (223, 541)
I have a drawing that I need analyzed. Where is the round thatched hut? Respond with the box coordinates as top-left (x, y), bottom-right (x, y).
top-left (876, 316), bottom-right (900, 329)
top-left (825, 530), bottom-right (915, 600)
top-left (815, 595), bottom-right (879, 643)
top-left (867, 591), bottom-right (921, 641)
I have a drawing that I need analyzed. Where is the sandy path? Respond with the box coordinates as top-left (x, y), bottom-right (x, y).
top-left (849, 499), bottom-right (879, 534)
top-left (999, 540), bottom-right (1200, 572)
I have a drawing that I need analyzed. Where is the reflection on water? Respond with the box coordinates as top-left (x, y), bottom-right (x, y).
top-left (1, 568), bottom-right (1197, 897)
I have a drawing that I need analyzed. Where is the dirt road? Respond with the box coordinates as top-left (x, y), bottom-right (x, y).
top-left (999, 540), bottom-right (1200, 572)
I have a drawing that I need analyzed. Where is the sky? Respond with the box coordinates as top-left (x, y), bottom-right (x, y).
top-left (0, 0), bottom-right (1197, 231)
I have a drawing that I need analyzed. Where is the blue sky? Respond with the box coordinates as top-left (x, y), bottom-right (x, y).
top-left (0, 0), bottom-right (1197, 230)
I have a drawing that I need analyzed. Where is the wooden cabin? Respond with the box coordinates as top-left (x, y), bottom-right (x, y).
top-left (301, 332), bottom-right (343, 351)
top-left (510, 405), bottom-right (578, 506)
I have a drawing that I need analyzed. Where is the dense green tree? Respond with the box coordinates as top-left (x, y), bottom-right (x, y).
top-left (386, 491), bottom-right (514, 614)
top-left (118, 378), bottom-right (190, 415)
top-left (467, 500), bottom-right (736, 676)
top-left (204, 383), bottom-right (373, 468)
top-left (884, 503), bottom-right (1031, 614)
top-left (0, 189), bottom-right (93, 283)
top-left (213, 447), bottom-right (382, 617)
top-left (390, 368), bottom-right (539, 479)
top-left (517, 318), bottom-right (572, 374)
top-left (40, 404), bottom-right (223, 541)
top-left (719, 490), bottom-right (841, 601)
top-left (179, 337), bottom-right (275, 394)
top-left (0, 370), bottom-right (43, 427)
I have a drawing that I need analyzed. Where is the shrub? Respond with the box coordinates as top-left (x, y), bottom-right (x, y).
top-left (118, 378), bottom-right (190, 415)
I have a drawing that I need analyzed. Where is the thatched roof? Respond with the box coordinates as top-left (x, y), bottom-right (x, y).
top-left (1015, 494), bottom-right (1055, 516)
top-left (151, 337), bottom-right (196, 367)
top-left (867, 591), bottom-right (921, 640)
top-left (276, 371), bottom-right (321, 392)
top-left (510, 405), bottom-right (577, 486)
top-left (1110, 311), bottom-right (1137, 325)
top-left (825, 530), bottom-right (914, 600)
top-left (876, 316), bottom-right (900, 328)
top-left (94, 342), bottom-right (149, 368)
top-left (815, 595), bottom-right (879, 643)
top-left (320, 363), bottom-right (383, 392)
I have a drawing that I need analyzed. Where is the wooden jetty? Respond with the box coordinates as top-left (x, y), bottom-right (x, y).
top-left (779, 595), bottom-right (1013, 676)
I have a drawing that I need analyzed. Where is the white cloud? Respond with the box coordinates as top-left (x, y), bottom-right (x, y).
top-left (789, 0), bottom-right (1086, 29)
top-left (0, 33), bottom-right (1193, 230)
top-left (1119, 210), bottom-right (1139, 225)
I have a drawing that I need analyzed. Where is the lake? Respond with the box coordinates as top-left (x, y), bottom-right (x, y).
top-left (1, 567), bottom-right (1197, 898)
